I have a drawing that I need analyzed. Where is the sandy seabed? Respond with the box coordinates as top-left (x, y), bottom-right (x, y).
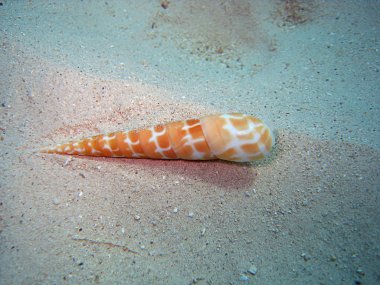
top-left (1, 1), bottom-right (379, 284)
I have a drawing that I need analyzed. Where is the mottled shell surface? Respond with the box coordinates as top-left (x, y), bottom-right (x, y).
top-left (200, 113), bottom-right (274, 162)
top-left (42, 113), bottom-right (274, 162)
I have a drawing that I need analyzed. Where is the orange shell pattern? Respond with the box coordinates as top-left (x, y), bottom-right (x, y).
top-left (42, 113), bottom-right (275, 162)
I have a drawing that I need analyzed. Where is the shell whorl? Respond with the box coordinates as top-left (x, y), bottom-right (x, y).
top-left (200, 113), bottom-right (274, 162)
top-left (42, 113), bottom-right (274, 162)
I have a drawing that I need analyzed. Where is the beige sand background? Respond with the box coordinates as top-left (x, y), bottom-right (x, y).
top-left (1, 1), bottom-right (379, 284)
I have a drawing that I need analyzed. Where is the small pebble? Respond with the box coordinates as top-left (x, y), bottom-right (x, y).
top-left (301, 252), bottom-right (311, 261)
top-left (239, 274), bottom-right (249, 281)
top-left (330, 255), bottom-right (337, 262)
top-left (134, 215), bottom-right (140, 221)
top-left (52, 197), bottom-right (60, 205)
top-left (173, 207), bottom-right (178, 213)
top-left (247, 265), bottom-right (257, 275)
top-left (161, 0), bottom-right (169, 9)
top-left (188, 212), bottom-right (194, 218)
top-left (356, 268), bottom-right (365, 276)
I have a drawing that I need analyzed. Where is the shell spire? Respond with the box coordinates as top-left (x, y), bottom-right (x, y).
top-left (41, 113), bottom-right (275, 162)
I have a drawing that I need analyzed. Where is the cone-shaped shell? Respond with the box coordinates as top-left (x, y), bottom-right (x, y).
top-left (42, 113), bottom-right (274, 162)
